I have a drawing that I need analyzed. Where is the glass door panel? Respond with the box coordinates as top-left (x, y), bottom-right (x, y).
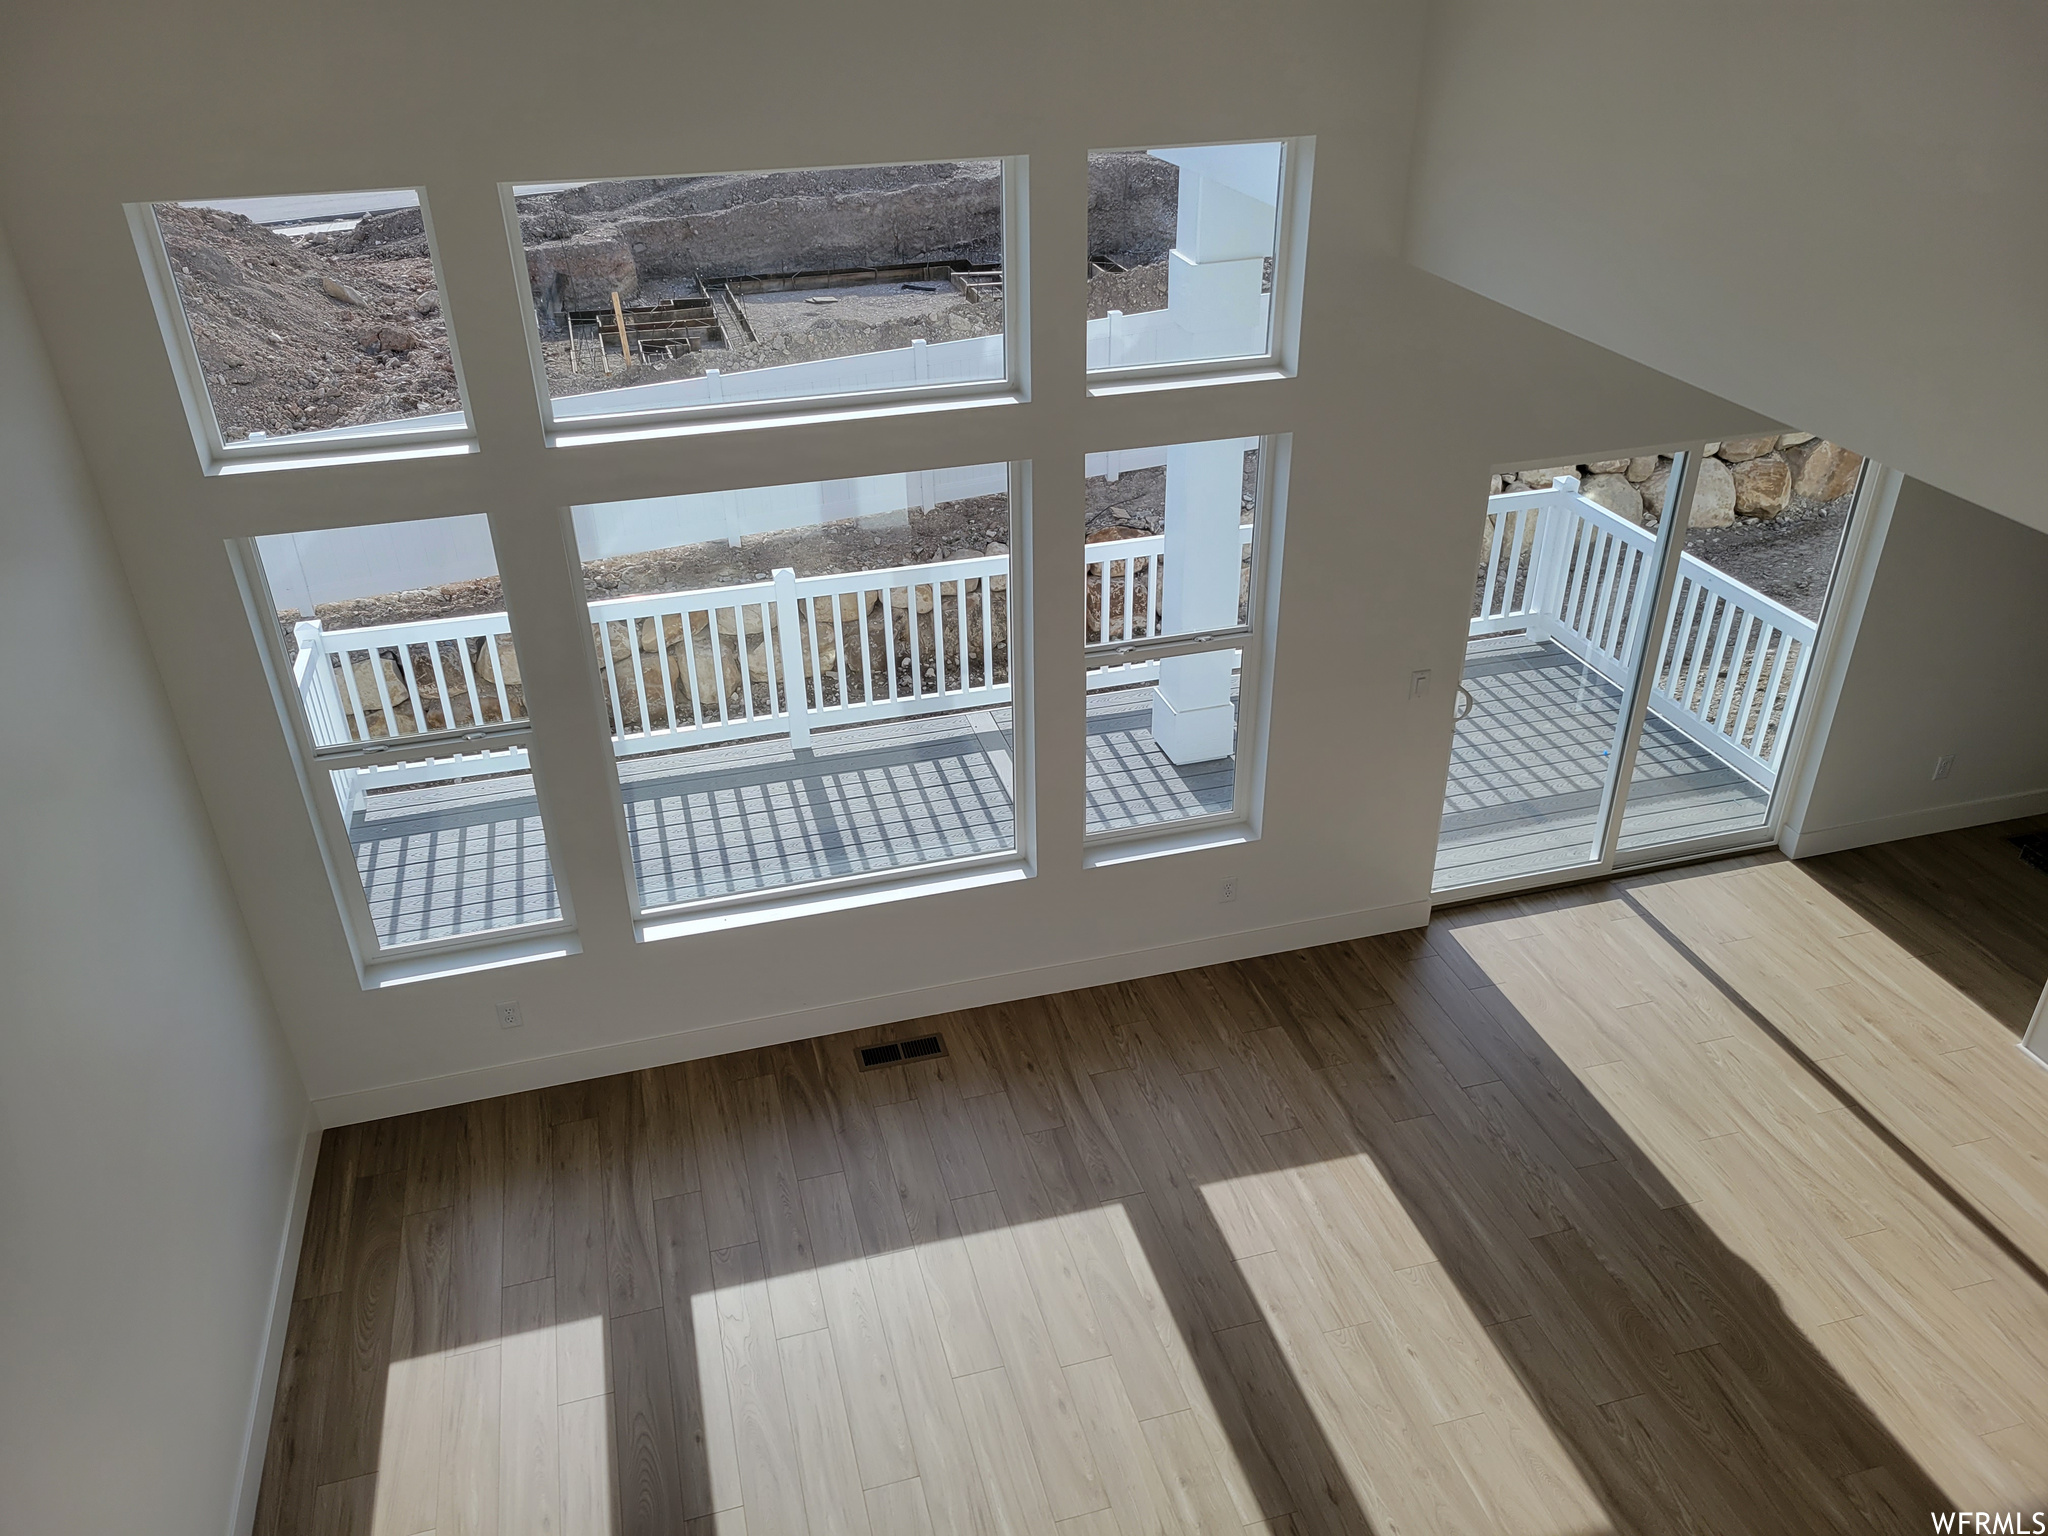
top-left (1616, 435), bottom-right (1864, 854)
top-left (1433, 458), bottom-right (1680, 893)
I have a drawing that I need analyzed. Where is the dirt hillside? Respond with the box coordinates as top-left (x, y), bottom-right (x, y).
top-left (154, 202), bottom-right (458, 442)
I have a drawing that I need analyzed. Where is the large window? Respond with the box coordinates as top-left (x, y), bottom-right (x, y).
top-left (572, 464), bottom-right (1021, 913)
top-left (204, 155), bottom-right (1312, 969)
top-left (136, 189), bottom-right (472, 469)
top-left (510, 160), bottom-right (1017, 433)
top-left (243, 516), bottom-right (566, 963)
top-left (1083, 437), bottom-right (1280, 842)
top-left (1086, 141), bottom-right (1300, 379)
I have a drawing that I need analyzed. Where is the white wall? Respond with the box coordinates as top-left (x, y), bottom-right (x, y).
top-left (1784, 475), bottom-right (2048, 856)
top-left (0, 0), bottom-right (1790, 1126)
top-left (1405, 1), bottom-right (2048, 540)
top-left (0, 227), bottom-right (309, 1536)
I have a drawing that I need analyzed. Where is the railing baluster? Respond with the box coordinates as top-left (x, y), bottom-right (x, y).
top-left (365, 640), bottom-right (403, 735)
top-left (600, 621), bottom-right (629, 742)
top-left (453, 629), bottom-right (483, 728)
top-left (738, 604), bottom-right (760, 724)
top-left (487, 627), bottom-right (515, 723)
top-left (882, 586), bottom-right (900, 701)
top-left (336, 643), bottom-right (372, 743)
top-left (678, 612), bottom-right (705, 729)
top-left (650, 611), bottom-right (679, 735)
top-left (855, 588), bottom-right (874, 705)
top-left (422, 640), bottom-right (456, 730)
top-left (980, 572), bottom-right (995, 689)
top-left (1483, 503), bottom-right (1511, 618)
top-left (1757, 631), bottom-right (1802, 762)
top-left (1719, 614), bottom-right (1759, 736)
top-left (706, 608), bottom-right (730, 726)
top-left (954, 576), bottom-right (970, 694)
top-left (626, 616), bottom-right (655, 738)
top-left (906, 583), bottom-right (924, 699)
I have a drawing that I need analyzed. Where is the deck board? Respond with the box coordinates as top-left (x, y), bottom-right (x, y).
top-left (1438, 638), bottom-right (1768, 889)
top-left (346, 692), bottom-right (1235, 937)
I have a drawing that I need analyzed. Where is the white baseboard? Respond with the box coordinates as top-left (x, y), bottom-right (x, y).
top-left (1782, 786), bottom-right (2048, 860)
top-left (312, 898), bottom-right (1433, 1127)
top-left (228, 1109), bottom-right (322, 1536)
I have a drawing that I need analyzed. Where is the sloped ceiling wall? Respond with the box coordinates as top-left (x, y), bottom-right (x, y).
top-left (1406, 1), bottom-right (2048, 536)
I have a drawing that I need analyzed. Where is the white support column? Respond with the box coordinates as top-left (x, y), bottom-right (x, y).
top-left (1151, 438), bottom-right (1243, 765)
top-left (1150, 144), bottom-right (1281, 363)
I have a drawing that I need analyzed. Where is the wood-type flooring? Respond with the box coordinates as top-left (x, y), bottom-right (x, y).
top-left (256, 817), bottom-right (2048, 1534)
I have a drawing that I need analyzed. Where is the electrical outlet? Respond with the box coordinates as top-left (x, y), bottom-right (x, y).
top-left (1932, 755), bottom-right (1955, 782)
top-left (1410, 669), bottom-right (1431, 699)
top-left (494, 1001), bottom-right (524, 1030)
top-left (1219, 878), bottom-right (1239, 904)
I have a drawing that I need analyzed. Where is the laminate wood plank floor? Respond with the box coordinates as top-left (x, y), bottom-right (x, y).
top-left (258, 819), bottom-right (2048, 1534)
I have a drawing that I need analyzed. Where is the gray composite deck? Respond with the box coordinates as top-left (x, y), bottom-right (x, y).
top-left (1436, 637), bottom-right (1768, 890)
top-left (346, 688), bottom-right (1234, 941)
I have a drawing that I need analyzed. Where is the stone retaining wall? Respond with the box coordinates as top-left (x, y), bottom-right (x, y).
top-left (1497, 434), bottom-right (1865, 528)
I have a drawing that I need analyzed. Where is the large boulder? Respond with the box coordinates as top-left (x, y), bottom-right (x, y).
top-left (1731, 452), bottom-right (1792, 517)
top-left (1787, 440), bottom-right (1864, 501)
top-left (1585, 458), bottom-right (1631, 475)
top-left (1516, 466), bottom-right (1575, 489)
top-left (1625, 456), bottom-right (1659, 483)
top-left (1690, 456), bottom-right (1737, 527)
top-left (1578, 473), bottom-right (1644, 522)
top-left (1716, 434), bottom-right (1778, 463)
top-left (525, 235), bottom-right (639, 315)
top-left (1638, 459), bottom-right (1673, 524)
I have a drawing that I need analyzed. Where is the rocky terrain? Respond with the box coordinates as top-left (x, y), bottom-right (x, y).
top-left (155, 202), bottom-right (456, 442)
top-left (161, 154), bottom-right (1188, 437)
top-left (1496, 434), bottom-right (1865, 618)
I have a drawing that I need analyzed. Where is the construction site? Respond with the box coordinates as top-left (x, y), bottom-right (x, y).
top-left (514, 154), bottom-right (1182, 393)
top-left (154, 152), bottom-right (1220, 438)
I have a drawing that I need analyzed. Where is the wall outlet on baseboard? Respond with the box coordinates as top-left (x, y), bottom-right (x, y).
top-left (1219, 878), bottom-right (1239, 904)
top-left (1932, 754), bottom-right (1955, 782)
top-left (494, 1001), bottom-right (524, 1030)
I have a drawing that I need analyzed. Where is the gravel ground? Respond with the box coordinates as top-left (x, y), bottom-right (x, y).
top-left (1679, 492), bottom-right (1856, 620)
top-left (540, 279), bottom-right (1002, 399)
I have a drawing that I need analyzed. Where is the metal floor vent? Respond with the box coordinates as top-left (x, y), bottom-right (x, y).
top-left (858, 1032), bottom-right (946, 1070)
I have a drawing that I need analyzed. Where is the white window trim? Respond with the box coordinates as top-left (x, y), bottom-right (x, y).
top-left (128, 194), bottom-right (480, 476)
top-left (1080, 433), bottom-right (1288, 854)
top-left (228, 537), bottom-right (578, 986)
top-left (1084, 137), bottom-right (1314, 394)
top-left (576, 459), bottom-right (1039, 941)
top-left (505, 157), bottom-right (1031, 448)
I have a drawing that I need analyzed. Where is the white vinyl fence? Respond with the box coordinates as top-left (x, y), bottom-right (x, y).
top-left (1472, 477), bottom-right (1818, 786)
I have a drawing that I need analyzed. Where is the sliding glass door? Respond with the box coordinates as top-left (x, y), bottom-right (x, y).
top-left (1434, 436), bottom-right (1868, 897)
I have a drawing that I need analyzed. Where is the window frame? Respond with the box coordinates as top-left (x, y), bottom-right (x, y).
top-left (1080, 433), bottom-right (1285, 851)
top-left (129, 191), bottom-right (479, 476)
top-left (229, 529), bottom-right (577, 981)
top-left (503, 157), bottom-right (1030, 446)
top-left (565, 459), bottom-right (1037, 934)
top-left (1084, 137), bottom-right (1313, 394)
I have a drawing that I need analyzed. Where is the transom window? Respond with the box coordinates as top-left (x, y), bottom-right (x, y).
top-left (508, 160), bottom-right (1019, 434)
top-left (135, 188), bottom-right (473, 470)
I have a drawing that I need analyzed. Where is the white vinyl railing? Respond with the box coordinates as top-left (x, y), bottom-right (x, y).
top-left (1471, 477), bottom-right (1818, 786)
top-left (588, 554), bottom-right (1011, 753)
top-left (292, 615), bottom-right (532, 816)
top-left (293, 525), bottom-right (1268, 812)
